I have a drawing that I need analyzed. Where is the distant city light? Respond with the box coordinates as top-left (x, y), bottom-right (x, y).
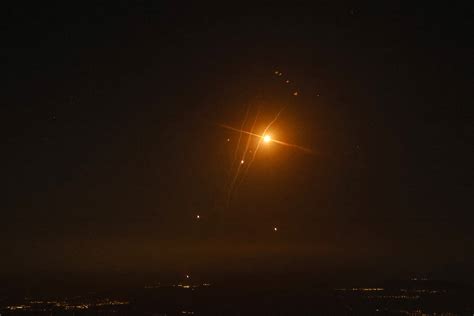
top-left (240, 160), bottom-right (244, 164)
top-left (196, 215), bottom-right (200, 219)
top-left (273, 227), bottom-right (278, 232)
top-left (263, 135), bottom-right (272, 143)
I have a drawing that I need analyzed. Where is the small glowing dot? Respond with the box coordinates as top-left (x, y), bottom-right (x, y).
top-left (226, 138), bottom-right (230, 142)
top-left (285, 80), bottom-right (290, 83)
top-left (240, 160), bottom-right (244, 164)
top-left (293, 91), bottom-right (298, 96)
top-left (196, 215), bottom-right (200, 219)
top-left (263, 135), bottom-right (272, 143)
top-left (278, 72), bottom-right (282, 76)
top-left (273, 227), bottom-right (278, 232)
top-left (186, 275), bottom-right (190, 279)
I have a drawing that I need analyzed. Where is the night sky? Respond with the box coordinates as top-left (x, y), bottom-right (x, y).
top-left (3, 3), bottom-right (473, 288)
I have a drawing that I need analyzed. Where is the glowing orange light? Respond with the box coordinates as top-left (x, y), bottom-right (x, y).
top-left (263, 135), bottom-right (272, 143)
top-left (273, 227), bottom-right (278, 232)
top-left (217, 123), bottom-right (314, 155)
top-left (240, 160), bottom-right (244, 164)
top-left (196, 215), bottom-right (200, 219)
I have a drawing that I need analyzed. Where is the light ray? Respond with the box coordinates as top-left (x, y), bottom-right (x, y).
top-left (230, 104), bottom-right (251, 172)
top-left (218, 121), bottom-right (314, 155)
top-left (226, 109), bottom-right (260, 205)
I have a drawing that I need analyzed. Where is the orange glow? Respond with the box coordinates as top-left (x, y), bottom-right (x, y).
top-left (217, 122), bottom-right (314, 155)
top-left (263, 135), bottom-right (272, 143)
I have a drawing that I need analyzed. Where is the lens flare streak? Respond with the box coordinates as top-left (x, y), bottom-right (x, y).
top-left (217, 123), bottom-right (314, 155)
top-left (225, 109), bottom-right (260, 205)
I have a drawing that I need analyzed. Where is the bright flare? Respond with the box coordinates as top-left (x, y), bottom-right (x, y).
top-left (263, 135), bottom-right (272, 143)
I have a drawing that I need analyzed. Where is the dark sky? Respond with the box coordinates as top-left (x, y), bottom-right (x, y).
top-left (2, 3), bottom-right (473, 288)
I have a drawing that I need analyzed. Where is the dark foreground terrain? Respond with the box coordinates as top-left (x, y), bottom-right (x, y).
top-left (1, 278), bottom-right (473, 315)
